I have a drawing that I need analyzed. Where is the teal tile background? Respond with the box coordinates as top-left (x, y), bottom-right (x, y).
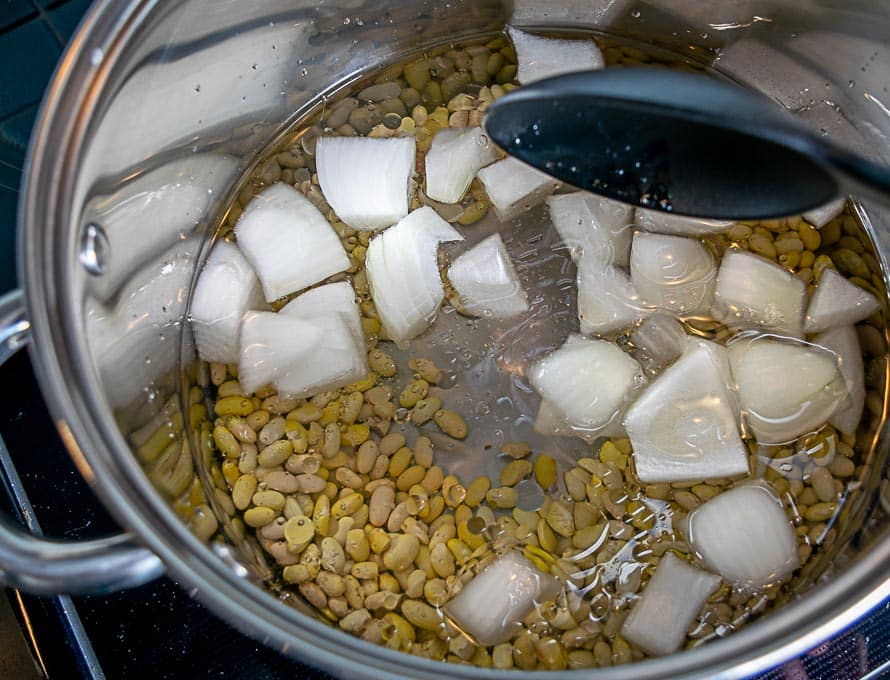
top-left (0, 0), bottom-right (88, 294)
top-left (0, 1), bottom-right (37, 29)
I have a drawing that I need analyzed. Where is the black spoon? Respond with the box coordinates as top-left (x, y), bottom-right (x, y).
top-left (484, 67), bottom-right (890, 220)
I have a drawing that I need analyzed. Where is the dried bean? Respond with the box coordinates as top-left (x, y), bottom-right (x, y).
top-left (535, 455), bottom-right (557, 489)
top-left (501, 441), bottom-right (531, 458)
top-left (369, 484), bottom-right (396, 527)
top-left (433, 409), bottom-right (468, 439)
top-left (383, 534), bottom-right (420, 571)
top-left (411, 397), bottom-right (441, 425)
top-left (399, 380), bottom-right (429, 408)
top-left (258, 440), bottom-right (293, 467)
top-left (501, 459), bottom-right (533, 486)
top-left (402, 599), bottom-right (443, 631)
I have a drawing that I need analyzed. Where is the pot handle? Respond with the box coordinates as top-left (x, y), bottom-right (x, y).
top-left (0, 288), bottom-right (165, 595)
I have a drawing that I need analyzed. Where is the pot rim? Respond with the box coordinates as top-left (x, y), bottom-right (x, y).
top-left (17, 1), bottom-right (890, 677)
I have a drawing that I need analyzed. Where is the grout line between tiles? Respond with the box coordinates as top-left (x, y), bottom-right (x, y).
top-left (25, 0), bottom-right (66, 46)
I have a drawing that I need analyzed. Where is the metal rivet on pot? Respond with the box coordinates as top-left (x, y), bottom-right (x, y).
top-left (78, 222), bottom-right (109, 276)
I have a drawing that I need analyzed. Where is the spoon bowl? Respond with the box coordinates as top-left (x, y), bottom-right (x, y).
top-left (484, 68), bottom-right (890, 219)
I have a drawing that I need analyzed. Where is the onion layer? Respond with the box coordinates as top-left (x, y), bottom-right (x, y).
top-left (275, 312), bottom-right (367, 398)
top-left (190, 241), bottom-right (265, 364)
top-left (687, 483), bottom-right (799, 587)
top-left (316, 135), bottom-right (416, 230)
top-left (635, 208), bottom-right (734, 236)
top-left (727, 334), bottom-right (847, 444)
top-left (546, 192), bottom-right (633, 267)
top-left (242, 281), bottom-right (368, 399)
top-left (630, 314), bottom-right (688, 375)
top-left (813, 325), bottom-right (865, 436)
top-left (630, 232), bottom-right (717, 314)
top-left (624, 339), bottom-right (748, 483)
top-left (803, 197), bottom-right (845, 228)
top-left (234, 183), bottom-right (350, 302)
top-left (804, 268), bottom-right (880, 333)
top-left (711, 249), bottom-right (807, 338)
top-left (529, 335), bottom-right (644, 441)
top-left (577, 256), bottom-right (647, 335)
top-left (447, 233), bottom-right (528, 319)
top-left (280, 281), bottom-right (364, 347)
top-left (622, 553), bottom-right (720, 656)
top-left (237, 311), bottom-right (325, 394)
top-left (425, 127), bottom-right (499, 203)
top-left (477, 158), bottom-right (560, 221)
top-left (366, 207), bottom-right (463, 345)
top-left (444, 551), bottom-right (561, 646)
top-left (506, 26), bottom-right (604, 84)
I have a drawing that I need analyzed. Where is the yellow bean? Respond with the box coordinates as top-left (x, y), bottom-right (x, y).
top-left (258, 440), bottom-right (293, 467)
top-left (399, 380), bottom-right (430, 408)
top-left (433, 409), bottom-right (468, 439)
top-left (500, 459), bottom-right (533, 486)
top-left (401, 599), bottom-right (443, 631)
top-left (464, 476), bottom-right (490, 507)
top-left (244, 506), bottom-right (277, 528)
top-left (380, 432), bottom-right (407, 456)
top-left (383, 534), bottom-right (420, 571)
top-left (408, 357), bottom-right (442, 384)
top-left (213, 425), bottom-right (240, 458)
top-left (397, 464), bottom-right (426, 492)
top-left (535, 454), bottom-right (557, 489)
top-left (368, 349), bottom-right (397, 377)
top-left (486, 486), bottom-right (518, 509)
top-left (388, 446), bottom-right (413, 477)
top-left (215, 396), bottom-right (255, 417)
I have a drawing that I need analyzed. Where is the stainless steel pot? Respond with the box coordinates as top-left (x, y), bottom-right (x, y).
top-left (4, 0), bottom-right (890, 677)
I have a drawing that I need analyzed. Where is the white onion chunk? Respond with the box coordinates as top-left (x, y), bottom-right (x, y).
top-left (234, 183), bottom-right (350, 302)
top-left (687, 483), bottom-right (799, 587)
top-left (804, 268), bottom-right (880, 333)
top-left (727, 335), bottom-right (847, 444)
top-left (316, 136), bottom-right (416, 230)
top-left (280, 281), bottom-right (364, 346)
top-left (630, 232), bottom-right (717, 314)
top-left (190, 241), bottom-right (265, 364)
top-left (237, 311), bottom-right (324, 394)
top-left (635, 208), bottom-right (734, 236)
top-left (546, 192), bottom-right (633, 267)
top-left (712, 249), bottom-right (807, 337)
top-left (624, 339), bottom-right (748, 483)
top-left (803, 197), bottom-right (845, 228)
top-left (274, 312), bottom-right (367, 398)
top-left (507, 26), bottom-right (604, 84)
top-left (365, 207), bottom-right (463, 345)
top-left (630, 314), bottom-right (688, 375)
top-left (577, 256), bottom-right (647, 335)
top-left (477, 158), bottom-right (560, 221)
top-left (425, 127), bottom-right (499, 203)
top-left (447, 233), bottom-right (528, 319)
top-left (622, 553), bottom-right (720, 656)
top-left (444, 551), bottom-right (561, 646)
top-left (529, 335), bottom-right (644, 441)
top-left (813, 326), bottom-right (865, 436)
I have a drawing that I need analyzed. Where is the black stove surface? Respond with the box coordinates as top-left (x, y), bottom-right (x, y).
top-left (0, 349), bottom-right (888, 679)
